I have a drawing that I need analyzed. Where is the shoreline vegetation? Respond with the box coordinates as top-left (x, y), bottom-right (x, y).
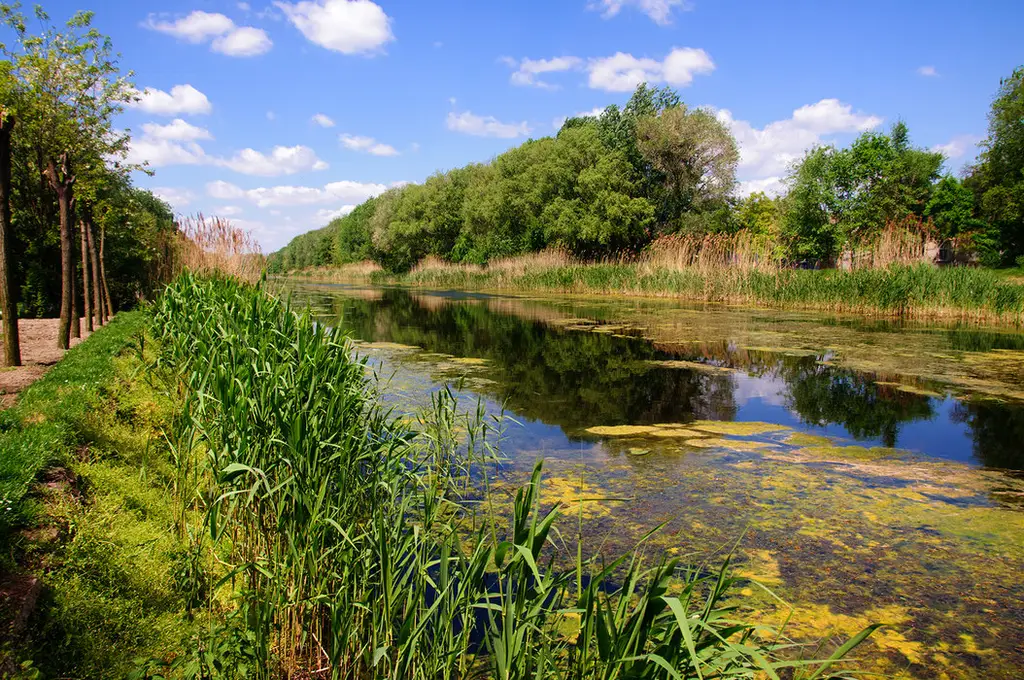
top-left (278, 244), bottom-right (1024, 325)
top-left (1, 272), bottom-right (877, 678)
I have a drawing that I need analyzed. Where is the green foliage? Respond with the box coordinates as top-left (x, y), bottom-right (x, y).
top-left (967, 66), bottom-right (1024, 261)
top-left (783, 123), bottom-right (943, 262)
top-left (272, 84), bottom-right (735, 273)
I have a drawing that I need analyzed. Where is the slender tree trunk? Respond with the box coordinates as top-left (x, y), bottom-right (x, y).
top-left (80, 220), bottom-right (92, 333)
top-left (71, 267), bottom-right (80, 339)
top-left (45, 153), bottom-right (75, 350)
top-left (87, 222), bottom-right (102, 326)
top-left (100, 225), bottom-right (113, 319)
top-left (0, 113), bottom-right (20, 367)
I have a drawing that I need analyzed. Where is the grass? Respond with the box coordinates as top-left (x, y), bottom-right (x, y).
top-left (354, 258), bottom-right (1024, 325)
top-left (0, 311), bottom-right (148, 541)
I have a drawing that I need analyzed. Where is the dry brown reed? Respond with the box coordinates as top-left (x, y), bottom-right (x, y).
top-left (640, 232), bottom-right (781, 274)
top-left (174, 214), bottom-right (264, 283)
top-left (845, 217), bottom-right (936, 270)
top-left (286, 261), bottom-right (383, 281)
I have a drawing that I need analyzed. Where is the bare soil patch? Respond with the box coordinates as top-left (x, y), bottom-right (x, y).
top-left (0, 318), bottom-right (92, 408)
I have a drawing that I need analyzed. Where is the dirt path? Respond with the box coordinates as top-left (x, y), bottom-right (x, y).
top-left (0, 318), bottom-right (93, 409)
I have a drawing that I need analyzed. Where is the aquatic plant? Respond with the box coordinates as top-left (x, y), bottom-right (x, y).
top-left (142, 273), bottom-right (876, 678)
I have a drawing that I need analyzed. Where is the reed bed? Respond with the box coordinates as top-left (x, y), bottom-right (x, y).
top-left (354, 233), bottom-right (1024, 325)
top-left (144, 274), bottom-right (873, 679)
top-left (173, 214), bottom-right (265, 283)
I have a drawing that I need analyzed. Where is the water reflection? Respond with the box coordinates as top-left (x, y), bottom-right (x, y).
top-left (286, 284), bottom-right (1024, 470)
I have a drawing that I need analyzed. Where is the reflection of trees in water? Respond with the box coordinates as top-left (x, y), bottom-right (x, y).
top-left (295, 287), bottom-right (1023, 462)
top-left (952, 401), bottom-right (1024, 470)
top-left (320, 289), bottom-right (738, 432)
top-left (783, 366), bottom-right (935, 447)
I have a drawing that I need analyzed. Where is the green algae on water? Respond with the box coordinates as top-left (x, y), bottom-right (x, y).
top-left (691, 420), bottom-right (793, 436)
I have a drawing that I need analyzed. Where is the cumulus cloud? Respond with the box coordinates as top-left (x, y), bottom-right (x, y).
top-left (150, 187), bottom-right (196, 209)
top-left (140, 119), bottom-right (213, 142)
top-left (736, 177), bottom-right (786, 197)
top-left (274, 0), bottom-right (393, 54)
top-left (503, 56), bottom-right (583, 89)
top-left (588, 0), bottom-right (693, 25)
top-left (716, 98), bottom-right (883, 197)
top-left (128, 84), bottom-right (212, 116)
top-left (552, 106), bottom-right (607, 130)
top-left (312, 113), bottom-right (335, 127)
top-left (340, 133), bottom-right (399, 156)
top-left (315, 205), bottom-right (357, 222)
top-left (219, 146), bottom-right (329, 176)
top-left (931, 134), bottom-right (981, 160)
top-left (126, 136), bottom-right (207, 168)
top-left (215, 205), bottom-right (245, 216)
top-left (917, 65), bottom-right (938, 77)
top-left (587, 47), bottom-right (714, 92)
top-left (144, 11), bottom-right (272, 57)
top-left (206, 179), bottom-right (388, 207)
top-left (446, 111), bottom-right (531, 139)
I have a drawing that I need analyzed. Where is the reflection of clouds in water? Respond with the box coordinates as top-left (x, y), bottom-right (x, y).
top-left (732, 373), bottom-right (787, 407)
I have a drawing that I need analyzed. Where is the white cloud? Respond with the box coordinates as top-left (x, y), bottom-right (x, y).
top-left (340, 133), bottom-right (399, 156)
top-left (207, 179), bottom-right (388, 207)
top-left (589, 0), bottom-right (693, 25)
top-left (128, 84), bottom-right (212, 116)
top-left (150, 186), bottom-right (196, 208)
top-left (144, 11), bottom-right (234, 42)
top-left (266, 111), bottom-right (277, 121)
top-left (212, 26), bottom-right (273, 56)
top-left (215, 205), bottom-right (245, 216)
top-left (446, 111), bottom-right (531, 139)
top-left (504, 56), bottom-right (583, 89)
top-left (140, 119), bottom-right (213, 142)
top-left (207, 180), bottom-right (246, 200)
top-left (917, 65), bottom-right (938, 77)
top-left (931, 134), bottom-right (981, 160)
top-left (274, 0), bottom-right (393, 54)
top-left (312, 113), bottom-right (335, 128)
top-left (238, 2), bottom-right (251, 11)
top-left (587, 47), bottom-right (714, 92)
top-left (716, 99), bottom-right (883, 180)
top-left (144, 11), bottom-right (272, 57)
top-left (737, 177), bottom-right (785, 198)
top-left (218, 145), bottom-right (329, 176)
top-left (315, 205), bottom-right (356, 222)
top-left (126, 137), bottom-right (207, 168)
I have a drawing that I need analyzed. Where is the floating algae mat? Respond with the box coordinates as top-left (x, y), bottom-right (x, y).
top-left (280, 281), bottom-right (1024, 679)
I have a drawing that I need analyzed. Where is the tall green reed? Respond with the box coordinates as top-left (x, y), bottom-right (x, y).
top-left (145, 273), bottom-right (875, 679)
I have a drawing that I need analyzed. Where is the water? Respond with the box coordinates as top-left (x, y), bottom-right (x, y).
top-left (280, 281), bottom-right (1024, 679)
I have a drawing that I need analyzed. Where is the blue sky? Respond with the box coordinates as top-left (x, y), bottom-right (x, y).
top-left (34, 0), bottom-right (1024, 251)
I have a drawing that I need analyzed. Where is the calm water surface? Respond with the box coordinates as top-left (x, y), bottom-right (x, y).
top-left (281, 281), bottom-right (1024, 679)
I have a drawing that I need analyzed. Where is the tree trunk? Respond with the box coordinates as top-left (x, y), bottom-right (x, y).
top-left (71, 267), bottom-right (80, 339)
top-left (100, 225), bottom-right (113, 319)
top-left (0, 113), bottom-right (20, 367)
top-left (45, 153), bottom-right (75, 350)
top-left (80, 220), bottom-right (92, 333)
top-left (87, 221), bottom-right (102, 326)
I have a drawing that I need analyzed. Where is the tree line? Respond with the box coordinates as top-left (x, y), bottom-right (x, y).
top-left (1, 5), bottom-right (177, 367)
top-left (269, 68), bottom-right (1024, 275)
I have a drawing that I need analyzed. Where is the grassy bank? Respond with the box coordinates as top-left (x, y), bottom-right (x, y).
top-left (284, 255), bottom-right (1024, 324)
top-left (4, 277), bottom-right (876, 678)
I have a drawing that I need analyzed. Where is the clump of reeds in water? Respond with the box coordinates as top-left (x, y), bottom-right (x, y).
top-left (142, 273), bottom-right (877, 678)
top-left (174, 214), bottom-right (265, 283)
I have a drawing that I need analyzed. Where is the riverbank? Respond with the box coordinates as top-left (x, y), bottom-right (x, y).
top-left (3, 276), bottom-right (876, 677)
top-left (282, 258), bottom-right (1024, 325)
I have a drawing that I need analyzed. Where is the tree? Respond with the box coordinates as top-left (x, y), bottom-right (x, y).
top-left (782, 122), bottom-right (943, 262)
top-left (966, 66), bottom-right (1024, 262)
top-left (0, 106), bottom-right (19, 365)
top-left (635, 105), bottom-right (738, 228)
top-left (1, 5), bottom-right (134, 348)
